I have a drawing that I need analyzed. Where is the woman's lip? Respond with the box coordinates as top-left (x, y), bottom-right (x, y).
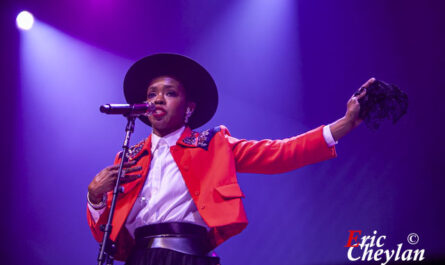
top-left (152, 109), bottom-right (166, 117)
top-left (154, 108), bottom-right (166, 113)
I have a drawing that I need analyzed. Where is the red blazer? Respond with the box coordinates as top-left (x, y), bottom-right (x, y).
top-left (87, 125), bottom-right (337, 260)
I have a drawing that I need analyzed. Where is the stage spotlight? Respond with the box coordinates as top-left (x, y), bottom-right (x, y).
top-left (16, 11), bottom-right (34, 30)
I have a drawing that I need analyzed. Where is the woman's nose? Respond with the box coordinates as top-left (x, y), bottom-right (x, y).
top-left (154, 93), bottom-right (165, 104)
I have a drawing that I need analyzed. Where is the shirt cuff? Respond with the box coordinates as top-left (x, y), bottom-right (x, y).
top-left (323, 125), bottom-right (338, 147)
top-left (87, 203), bottom-right (106, 223)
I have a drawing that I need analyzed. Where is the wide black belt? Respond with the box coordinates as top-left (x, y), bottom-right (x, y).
top-left (134, 222), bottom-right (212, 256)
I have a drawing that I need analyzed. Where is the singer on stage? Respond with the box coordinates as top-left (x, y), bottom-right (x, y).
top-left (87, 53), bottom-right (374, 265)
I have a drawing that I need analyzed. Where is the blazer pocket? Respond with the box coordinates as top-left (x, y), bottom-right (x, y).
top-left (215, 183), bottom-right (245, 199)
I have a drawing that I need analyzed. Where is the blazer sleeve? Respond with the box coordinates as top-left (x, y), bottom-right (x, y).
top-left (85, 152), bottom-right (138, 261)
top-left (222, 125), bottom-right (337, 174)
top-left (86, 152), bottom-right (121, 242)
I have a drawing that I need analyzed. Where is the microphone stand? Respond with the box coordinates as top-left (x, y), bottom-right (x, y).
top-left (97, 115), bottom-right (137, 265)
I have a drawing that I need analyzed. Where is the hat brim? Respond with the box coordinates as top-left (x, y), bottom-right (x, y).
top-left (123, 53), bottom-right (218, 129)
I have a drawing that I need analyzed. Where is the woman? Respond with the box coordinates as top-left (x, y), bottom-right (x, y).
top-left (87, 53), bottom-right (372, 265)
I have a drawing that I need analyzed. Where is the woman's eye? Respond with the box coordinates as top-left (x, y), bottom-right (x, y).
top-left (166, 91), bottom-right (177, 96)
top-left (147, 92), bottom-right (156, 98)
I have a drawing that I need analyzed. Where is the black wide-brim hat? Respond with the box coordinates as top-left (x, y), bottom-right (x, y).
top-left (123, 53), bottom-right (218, 129)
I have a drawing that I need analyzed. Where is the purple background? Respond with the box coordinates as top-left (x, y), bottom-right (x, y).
top-left (1, 0), bottom-right (444, 264)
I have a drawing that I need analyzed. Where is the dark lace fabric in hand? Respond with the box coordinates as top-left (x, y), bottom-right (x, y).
top-left (355, 80), bottom-right (408, 130)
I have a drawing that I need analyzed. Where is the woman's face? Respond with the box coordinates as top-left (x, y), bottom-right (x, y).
top-left (146, 76), bottom-right (194, 137)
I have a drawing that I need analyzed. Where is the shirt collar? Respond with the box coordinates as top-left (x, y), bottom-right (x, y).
top-left (151, 126), bottom-right (185, 152)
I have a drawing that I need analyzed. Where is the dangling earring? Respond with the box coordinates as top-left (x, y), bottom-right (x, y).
top-left (185, 108), bottom-right (192, 124)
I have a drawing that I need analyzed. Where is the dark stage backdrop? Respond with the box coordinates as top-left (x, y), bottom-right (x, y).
top-left (1, 0), bottom-right (443, 264)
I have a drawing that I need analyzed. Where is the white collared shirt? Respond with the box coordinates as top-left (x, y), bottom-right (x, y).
top-left (88, 125), bottom-right (336, 237)
top-left (88, 126), bottom-right (208, 237)
top-left (125, 126), bottom-right (208, 236)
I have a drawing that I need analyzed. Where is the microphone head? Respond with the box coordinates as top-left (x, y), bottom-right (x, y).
top-left (143, 102), bottom-right (156, 113)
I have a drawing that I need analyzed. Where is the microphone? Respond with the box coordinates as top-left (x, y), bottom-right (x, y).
top-left (99, 102), bottom-right (156, 116)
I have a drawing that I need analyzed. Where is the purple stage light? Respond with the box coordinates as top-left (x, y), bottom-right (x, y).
top-left (16, 11), bottom-right (34, 30)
